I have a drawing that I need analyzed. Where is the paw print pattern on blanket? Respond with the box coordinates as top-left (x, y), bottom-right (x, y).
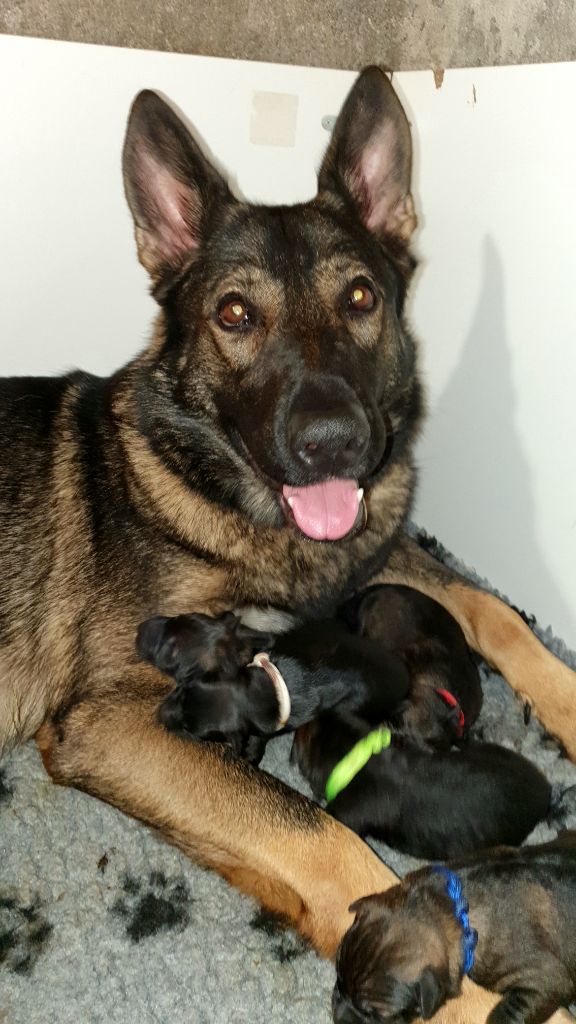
top-left (0, 895), bottom-right (53, 974)
top-left (111, 870), bottom-right (194, 942)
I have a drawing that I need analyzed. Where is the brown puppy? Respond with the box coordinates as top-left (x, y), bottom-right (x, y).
top-left (334, 832), bottom-right (576, 1024)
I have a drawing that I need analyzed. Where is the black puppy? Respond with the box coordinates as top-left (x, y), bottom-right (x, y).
top-left (139, 606), bottom-right (550, 857)
top-left (137, 613), bottom-right (412, 760)
top-left (292, 717), bottom-right (550, 858)
top-left (334, 831), bottom-right (576, 1024)
top-left (340, 584), bottom-right (483, 749)
top-left (136, 611), bottom-right (269, 683)
top-left (137, 611), bottom-right (273, 760)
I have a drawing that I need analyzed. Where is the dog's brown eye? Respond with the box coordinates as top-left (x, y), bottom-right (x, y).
top-left (218, 296), bottom-right (251, 329)
top-left (347, 280), bottom-right (376, 313)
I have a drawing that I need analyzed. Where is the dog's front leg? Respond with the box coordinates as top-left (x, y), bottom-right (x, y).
top-left (373, 532), bottom-right (576, 759)
top-left (35, 665), bottom-right (395, 958)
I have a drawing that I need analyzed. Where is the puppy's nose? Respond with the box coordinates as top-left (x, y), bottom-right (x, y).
top-left (332, 985), bottom-right (368, 1024)
top-left (288, 405), bottom-right (370, 476)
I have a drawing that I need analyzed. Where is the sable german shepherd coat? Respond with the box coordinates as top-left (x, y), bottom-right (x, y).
top-left (1, 67), bottom-right (574, 1023)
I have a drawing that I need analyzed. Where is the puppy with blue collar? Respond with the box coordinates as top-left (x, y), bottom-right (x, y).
top-left (333, 831), bottom-right (576, 1024)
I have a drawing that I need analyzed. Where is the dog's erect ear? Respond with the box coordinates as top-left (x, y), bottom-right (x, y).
top-left (415, 967), bottom-right (446, 1020)
top-left (318, 66), bottom-right (416, 242)
top-left (122, 90), bottom-right (234, 294)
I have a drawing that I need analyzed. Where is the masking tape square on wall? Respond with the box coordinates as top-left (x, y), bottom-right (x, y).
top-left (250, 91), bottom-right (298, 147)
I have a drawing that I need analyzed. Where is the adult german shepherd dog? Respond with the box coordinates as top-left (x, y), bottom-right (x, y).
top-left (1, 66), bottom-right (574, 1020)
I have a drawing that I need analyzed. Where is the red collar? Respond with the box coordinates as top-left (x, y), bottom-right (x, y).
top-left (436, 688), bottom-right (465, 737)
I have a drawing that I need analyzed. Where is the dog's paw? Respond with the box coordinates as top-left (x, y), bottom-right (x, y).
top-left (0, 893), bottom-right (53, 975)
top-left (111, 870), bottom-right (193, 942)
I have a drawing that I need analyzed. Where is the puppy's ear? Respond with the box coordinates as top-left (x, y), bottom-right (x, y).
top-left (434, 691), bottom-right (465, 744)
top-left (214, 642), bottom-right (245, 681)
top-left (415, 967), bottom-right (446, 1020)
top-left (349, 896), bottom-right (370, 916)
top-left (137, 617), bottom-right (182, 675)
top-left (220, 611), bottom-right (239, 627)
top-left (137, 616), bottom-right (170, 662)
top-left (157, 688), bottom-right (186, 732)
top-left (349, 894), bottom-right (387, 921)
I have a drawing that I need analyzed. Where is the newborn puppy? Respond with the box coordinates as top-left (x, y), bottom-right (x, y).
top-left (137, 613), bottom-right (412, 761)
top-left (340, 584), bottom-right (483, 749)
top-left (333, 831), bottom-right (576, 1024)
top-left (137, 611), bottom-right (274, 759)
top-left (293, 716), bottom-right (550, 858)
top-left (137, 611), bottom-right (270, 682)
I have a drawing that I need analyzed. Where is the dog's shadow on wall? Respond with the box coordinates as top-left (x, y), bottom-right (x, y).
top-left (415, 236), bottom-right (571, 636)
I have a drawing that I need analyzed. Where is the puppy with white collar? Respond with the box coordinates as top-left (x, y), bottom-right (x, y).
top-left (136, 611), bottom-right (411, 761)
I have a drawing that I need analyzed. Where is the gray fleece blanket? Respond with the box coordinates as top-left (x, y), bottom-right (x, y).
top-left (2, 531), bottom-right (576, 1024)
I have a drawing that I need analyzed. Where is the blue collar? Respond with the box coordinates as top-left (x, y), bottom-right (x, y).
top-left (433, 866), bottom-right (478, 975)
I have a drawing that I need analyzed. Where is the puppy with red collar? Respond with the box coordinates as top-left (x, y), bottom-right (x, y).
top-left (339, 584), bottom-right (483, 749)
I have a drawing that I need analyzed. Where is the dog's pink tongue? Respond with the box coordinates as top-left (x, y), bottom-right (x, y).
top-left (283, 479), bottom-right (360, 541)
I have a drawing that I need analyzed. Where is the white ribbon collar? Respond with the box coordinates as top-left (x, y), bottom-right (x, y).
top-left (248, 652), bottom-right (291, 731)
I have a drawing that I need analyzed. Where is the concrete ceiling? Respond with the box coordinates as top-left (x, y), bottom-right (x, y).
top-left (1, 0), bottom-right (575, 71)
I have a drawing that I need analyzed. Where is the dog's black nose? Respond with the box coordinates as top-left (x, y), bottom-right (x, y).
top-left (288, 404), bottom-right (370, 475)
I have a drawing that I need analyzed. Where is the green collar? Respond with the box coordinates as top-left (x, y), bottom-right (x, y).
top-left (324, 726), bottom-right (392, 803)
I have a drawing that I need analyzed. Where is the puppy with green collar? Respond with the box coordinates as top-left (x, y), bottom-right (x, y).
top-left (334, 831), bottom-right (576, 1024)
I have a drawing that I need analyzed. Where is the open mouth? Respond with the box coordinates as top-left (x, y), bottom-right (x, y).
top-left (277, 425), bottom-right (393, 542)
top-left (229, 426), bottom-right (376, 543)
top-left (281, 479), bottom-right (366, 542)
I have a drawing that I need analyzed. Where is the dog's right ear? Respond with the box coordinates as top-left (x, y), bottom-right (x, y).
top-left (122, 90), bottom-right (234, 297)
